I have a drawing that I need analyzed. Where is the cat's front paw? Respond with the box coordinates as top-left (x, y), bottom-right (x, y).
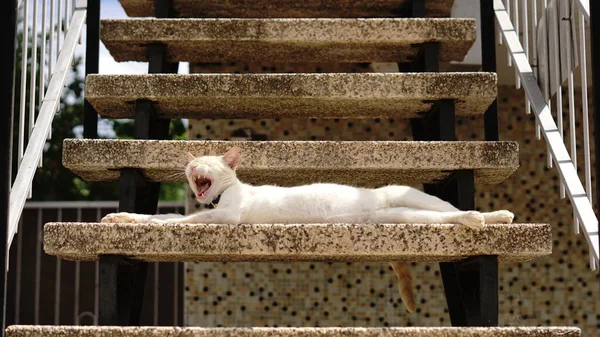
top-left (101, 212), bottom-right (138, 223)
top-left (459, 211), bottom-right (485, 230)
top-left (485, 210), bottom-right (514, 224)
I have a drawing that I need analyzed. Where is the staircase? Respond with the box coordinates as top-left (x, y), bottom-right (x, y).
top-left (5, 0), bottom-right (580, 336)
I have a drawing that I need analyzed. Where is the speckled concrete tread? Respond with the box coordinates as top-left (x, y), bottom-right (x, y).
top-left (85, 73), bottom-right (497, 119)
top-left (118, 0), bottom-right (454, 18)
top-left (101, 18), bottom-right (475, 63)
top-left (62, 139), bottom-right (519, 186)
top-left (44, 222), bottom-right (551, 262)
top-left (7, 326), bottom-right (580, 337)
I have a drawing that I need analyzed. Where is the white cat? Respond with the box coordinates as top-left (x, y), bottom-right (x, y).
top-left (102, 147), bottom-right (514, 312)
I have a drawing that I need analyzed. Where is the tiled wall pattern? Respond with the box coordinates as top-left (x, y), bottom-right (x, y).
top-left (184, 63), bottom-right (599, 335)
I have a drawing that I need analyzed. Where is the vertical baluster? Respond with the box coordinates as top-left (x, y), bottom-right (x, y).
top-left (65, 0), bottom-right (70, 31)
top-left (55, 0), bottom-right (62, 116)
top-left (22, 0), bottom-right (36, 197)
top-left (11, 15), bottom-right (19, 179)
top-left (531, 0), bottom-right (538, 86)
top-left (49, 0), bottom-right (55, 77)
top-left (562, 1), bottom-right (577, 231)
top-left (591, 0), bottom-right (600, 272)
top-left (57, 0), bottom-right (62, 71)
top-left (74, 207), bottom-right (81, 323)
top-left (54, 208), bottom-right (62, 324)
top-left (75, 0), bottom-right (81, 44)
top-left (34, 208), bottom-right (42, 324)
top-left (18, 0), bottom-right (29, 166)
top-left (541, 0), bottom-right (550, 142)
top-left (532, 0), bottom-right (542, 139)
top-left (154, 262), bottom-right (159, 325)
top-left (14, 219), bottom-right (23, 323)
top-left (514, 0), bottom-right (521, 88)
top-left (47, 0), bottom-right (53, 142)
top-left (498, 0), bottom-right (503, 45)
top-left (94, 207), bottom-right (102, 325)
top-left (39, 0), bottom-right (47, 105)
top-left (29, 0), bottom-right (38, 120)
top-left (30, 0), bottom-right (40, 171)
top-left (551, 0), bottom-right (564, 170)
top-left (579, 11), bottom-right (593, 211)
top-left (555, 37), bottom-right (575, 199)
top-left (506, 0), bottom-right (512, 67)
top-left (544, 0), bottom-right (552, 167)
top-left (522, 0), bottom-right (530, 114)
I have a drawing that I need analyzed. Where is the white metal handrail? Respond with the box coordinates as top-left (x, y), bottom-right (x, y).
top-left (494, 0), bottom-right (599, 270)
top-left (8, 0), bottom-right (87, 251)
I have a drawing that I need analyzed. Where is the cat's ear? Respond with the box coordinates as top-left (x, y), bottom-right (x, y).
top-left (186, 152), bottom-right (196, 163)
top-left (222, 147), bottom-right (240, 170)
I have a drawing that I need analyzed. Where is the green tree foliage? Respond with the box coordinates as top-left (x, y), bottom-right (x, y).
top-left (13, 25), bottom-right (186, 201)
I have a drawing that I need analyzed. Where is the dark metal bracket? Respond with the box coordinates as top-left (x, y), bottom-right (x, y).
top-left (423, 170), bottom-right (475, 209)
top-left (411, 0), bottom-right (426, 18)
top-left (411, 100), bottom-right (456, 142)
top-left (134, 100), bottom-right (170, 140)
top-left (98, 256), bottom-right (119, 325)
top-left (148, 43), bottom-right (179, 75)
top-left (156, 0), bottom-right (177, 18)
top-left (410, 42), bottom-right (440, 73)
top-left (98, 255), bottom-right (149, 326)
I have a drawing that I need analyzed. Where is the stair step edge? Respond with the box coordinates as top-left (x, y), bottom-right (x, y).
top-left (44, 222), bottom-right (551, 263)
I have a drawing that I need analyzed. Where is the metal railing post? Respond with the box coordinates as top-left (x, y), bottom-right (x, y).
top-left (589, 0), bottom-right (600, 257)
top-left (481, 0), bottom-right (499, 141)
top-left (0, 0), bottom-right (19, 335)
top-left (83, 0), bottom-right (100, 139)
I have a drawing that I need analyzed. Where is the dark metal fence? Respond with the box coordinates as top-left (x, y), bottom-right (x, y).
top-left (5, 201), bottom-right (185, 327)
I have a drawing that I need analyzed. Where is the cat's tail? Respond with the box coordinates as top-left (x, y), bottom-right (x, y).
top-left (390, 261), bottom-right (415, 313)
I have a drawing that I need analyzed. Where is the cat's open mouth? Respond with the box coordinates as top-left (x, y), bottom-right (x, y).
top-left (194, 177), bottom-right (212, 197)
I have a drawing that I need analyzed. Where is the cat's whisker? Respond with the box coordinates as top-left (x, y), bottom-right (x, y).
top-left (162, 171), bottom-right (187, 181)
top-left (166, 170), bottom-right (186, 177)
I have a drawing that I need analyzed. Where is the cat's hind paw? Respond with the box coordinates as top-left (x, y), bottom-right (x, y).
top-left (459, 211), bottom-right (485, 230)
top-left (101, 212), bottom-right (137, 223)
top-left (483, 210), bottom-right (514, 224)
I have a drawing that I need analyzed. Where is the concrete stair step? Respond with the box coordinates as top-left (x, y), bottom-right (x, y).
top-left (62, 140), bottom-right (519, 186)
top-left (44, 222), bottom-right (550, 263)
top-left (118, 0), bottom-right (454, 18)
top-left (101, 18), bottom-right (475, 63)
top-left (85, 73), bottom-right (497, 120)
top-left (7, 326), bottom-right (580, 337)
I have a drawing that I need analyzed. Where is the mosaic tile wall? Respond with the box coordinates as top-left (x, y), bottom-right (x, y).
top-left (184, 63), bottom-right (599, 335)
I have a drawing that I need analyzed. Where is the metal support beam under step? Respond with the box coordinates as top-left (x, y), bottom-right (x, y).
top-left (480, 0), bottom-right (499, 141)
top-left (410, 100), bottom-right (456, 142)
top-left (403, 6), bottom-right (499, 324)
top-left (83, 0), bottom-right (100, 139)
top-left (98, 0), bottom-right (179, 326)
